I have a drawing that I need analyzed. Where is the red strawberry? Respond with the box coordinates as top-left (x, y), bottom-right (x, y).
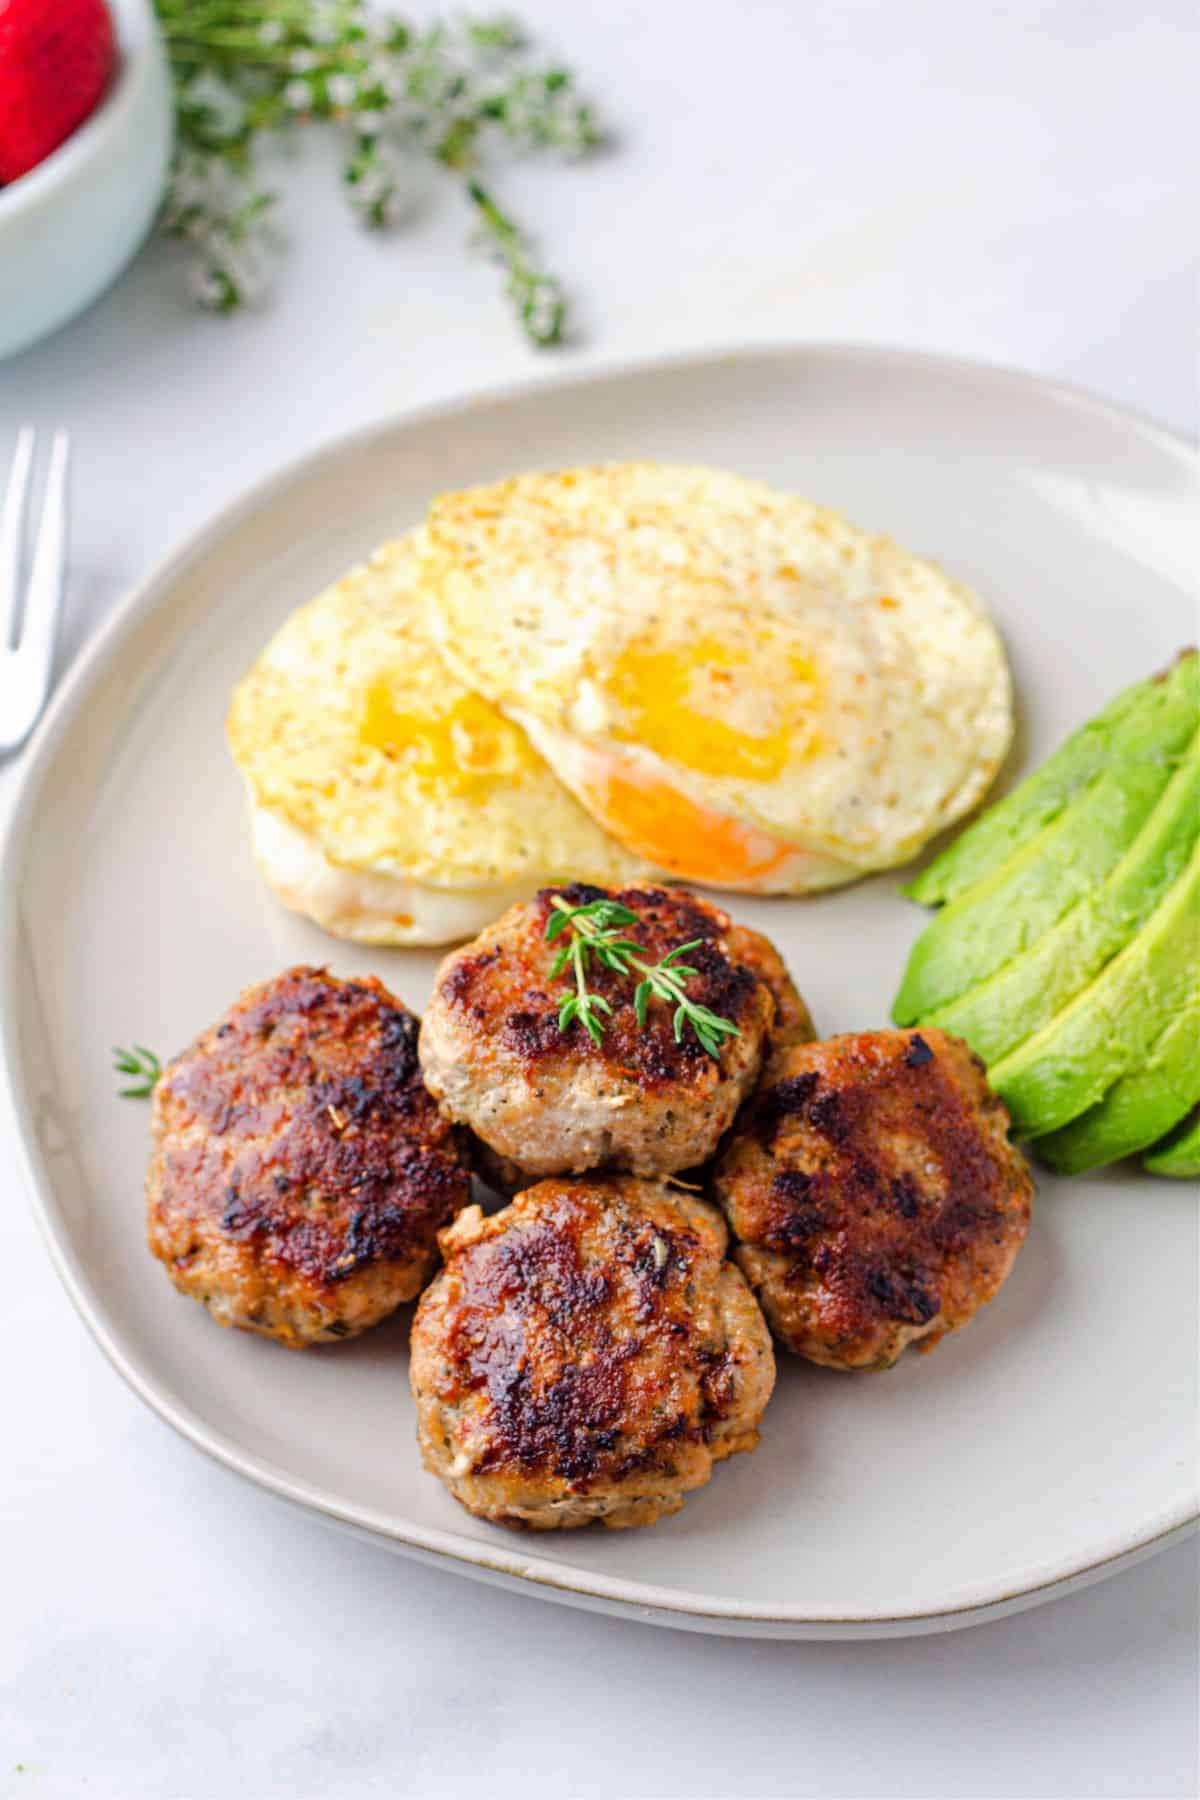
top-left (0, 0), bottom-right (116, 184)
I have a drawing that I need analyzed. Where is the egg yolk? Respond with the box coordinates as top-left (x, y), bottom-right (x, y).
top-left (359, 680), bottom-right (536, 791)
top-left (584, 759), bottom-right (794, 885)
top-left (605, 635), bottom-right (819, 782)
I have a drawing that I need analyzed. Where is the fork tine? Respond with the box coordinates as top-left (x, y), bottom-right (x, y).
top-left (20, 431), bottom-right (70, 696)
top-left (1, 426), bottom-right (35, 649)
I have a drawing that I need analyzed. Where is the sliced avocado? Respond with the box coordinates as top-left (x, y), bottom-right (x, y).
top-left (903, 665), bottom-right (1166, 906)
top-left (1145, 1108), bottom-right (1200, 1177)
top-left (990, 832), bottom-right (1200, 1139)
top-left (929, 722), bottom-right (1200, 1063)
top-left (892, 651), bottom-right (1200, 1024)
top-left (1037, 995), bottom-right (1200, 1174)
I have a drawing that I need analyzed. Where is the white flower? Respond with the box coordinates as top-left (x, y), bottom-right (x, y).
top-left (284, 78), bottom-right (314, 111)
top-left (309, 10), bottom-right (340, 46)
top-left (166, 149), bottom-right (254, 230)
top-left (327, 72), bottom-right (358, 108)
top-left (524, 278), bottom-right (563, 341)
top-left (257, 18), bottom-right (283, 46)
top-left (181, 68), bottom-right (245, 139)
top-left (349, 166), bottom-right (390, 212)
top-left (354, 109), bottom-right (384, 135)
top-left (190, 266), bottom-right (230, 308)
top-left (553, 102), bottom-right (593, 157)
top-left (224, 242), bottom-right (269, 302)
top-left (289, 49), bottom-right (319, 74)
top-left (357, 172), bottom-right (387, 206)
top-left (364, 55), bottom-right (401, 101)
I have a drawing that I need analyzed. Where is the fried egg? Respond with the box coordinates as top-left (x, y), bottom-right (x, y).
top-left (417, 464), bottom-right (1013, 892)
top-left (226, 538), bottom-right (650, 945)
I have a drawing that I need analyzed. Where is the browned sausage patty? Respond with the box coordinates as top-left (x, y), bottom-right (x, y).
top-left (418, 885), bottom-right (788, 1179)
top-left (147, 966), bottom-right (471, 1348)
top-left (711, 1029), bottom-right (1033, 1370)
top-left (410, 1175), bottom-right (775, 1529)
top-left (730, 923), bottom-right (816, 1050)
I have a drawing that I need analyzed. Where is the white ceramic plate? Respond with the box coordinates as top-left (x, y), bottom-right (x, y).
top-left (3, 346), bottom-right (1197, 1639)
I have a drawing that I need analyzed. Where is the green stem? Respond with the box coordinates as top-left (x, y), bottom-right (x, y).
top-left (572, 937), bottom-right (591, 1011)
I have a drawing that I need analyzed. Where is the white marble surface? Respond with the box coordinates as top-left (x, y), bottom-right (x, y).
top-left (1, 2), bottom-right (1197, 1794)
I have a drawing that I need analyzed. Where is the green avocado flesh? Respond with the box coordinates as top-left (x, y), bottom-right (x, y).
top-left (927, 722), bottom-right (1200, 1063)
top-left (988, 831), bottom-right (1200, 1140)
top-left (1144, 1109), bottom-right (1200, 1177)
top-left (1037, 996), bottom-right (1200, 1174)
top-left (892, 653), bottom-right (1200, 1025)
top-left (903, 670), bottom-right (1155, 906)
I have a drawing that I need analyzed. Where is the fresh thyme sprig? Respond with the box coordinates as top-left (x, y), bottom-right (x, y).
top-left (546, 896), bottom-right (642, 1046)
top-left (154, 3), bottom-right (602, 344)
top-left (465, 179), bottom-right (564, 346)
top-left (112, 1045), bottom-right (164, 1099)
top-left (545, 897), bottom-right (743, 1057)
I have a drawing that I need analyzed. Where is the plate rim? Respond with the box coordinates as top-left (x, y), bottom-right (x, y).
top-left (4, 340), bottom-right (1197, 1636)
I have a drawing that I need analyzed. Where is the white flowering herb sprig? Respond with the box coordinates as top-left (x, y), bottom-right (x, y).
top-left (154, 2), bottom-right (603, 344)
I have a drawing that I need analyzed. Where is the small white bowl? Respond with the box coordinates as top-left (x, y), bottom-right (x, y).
top-left (0, 0), bottom-right (173, 361)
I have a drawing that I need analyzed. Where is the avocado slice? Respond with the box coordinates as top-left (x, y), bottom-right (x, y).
top-left (989, 832), bottom-right (1200, 1139)
top-left (893, 651), bottom-right (1200, 1024)
top-left (903, 665), bottom-right (1164, 906)
top-left (1144, 1108), bottom-right (1200, 1177)
top-left (929, 721), bottom-right (1200, 1063)
top-left (1037, 994), bottom-right (1200, 1174)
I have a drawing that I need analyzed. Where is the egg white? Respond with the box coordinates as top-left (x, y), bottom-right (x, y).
top-left (247, 800), bottom-right (551, 946)
top-left (227, 537), bottom-right (651, 944)
top-left (418, 464), bottom-right (1013, 890)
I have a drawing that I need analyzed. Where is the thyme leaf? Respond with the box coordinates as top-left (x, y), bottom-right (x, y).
top-left (112, 1044), bottom-right (163, 1099)
top-left (544, 896), bottom-right (741, 1058)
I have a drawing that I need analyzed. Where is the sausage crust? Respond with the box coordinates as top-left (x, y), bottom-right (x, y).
top-left (728, 923), bottom-right (816, 1049)
top-left (419, 885), bottom-right (785, 1178)
top-left (147, 966), bottom-right (470, 1347)
top-left (712, 1029), bottom-right (1033, 1370)
top-left (410, 1175), bottom-right (775, 1528)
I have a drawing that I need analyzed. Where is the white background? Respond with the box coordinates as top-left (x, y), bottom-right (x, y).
top-left (1, 2), bottom-right (1197, 1795)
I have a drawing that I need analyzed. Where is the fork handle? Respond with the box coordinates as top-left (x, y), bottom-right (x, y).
top-left (0, 426), bottom-right (35, 650)
top-left (22, 432), bottom-right (71, 685)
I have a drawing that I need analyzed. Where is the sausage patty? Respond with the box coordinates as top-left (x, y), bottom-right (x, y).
top-left (465, 915), bottom-right (816, 1198)
top-left (730, 922), bottom-right (816, 1051)
top-left (418, 884), bottom-right (792, 1179)
top-left (146, 966), bottom-right (471, 1348)
top-left (410, 1175), bottom-right (776, 1529)
top-left (711, 1029), bottom-right (1033, 1370)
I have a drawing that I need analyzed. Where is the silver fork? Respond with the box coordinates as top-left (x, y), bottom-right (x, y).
top-left (1, 427), bottom-right (70, 757)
